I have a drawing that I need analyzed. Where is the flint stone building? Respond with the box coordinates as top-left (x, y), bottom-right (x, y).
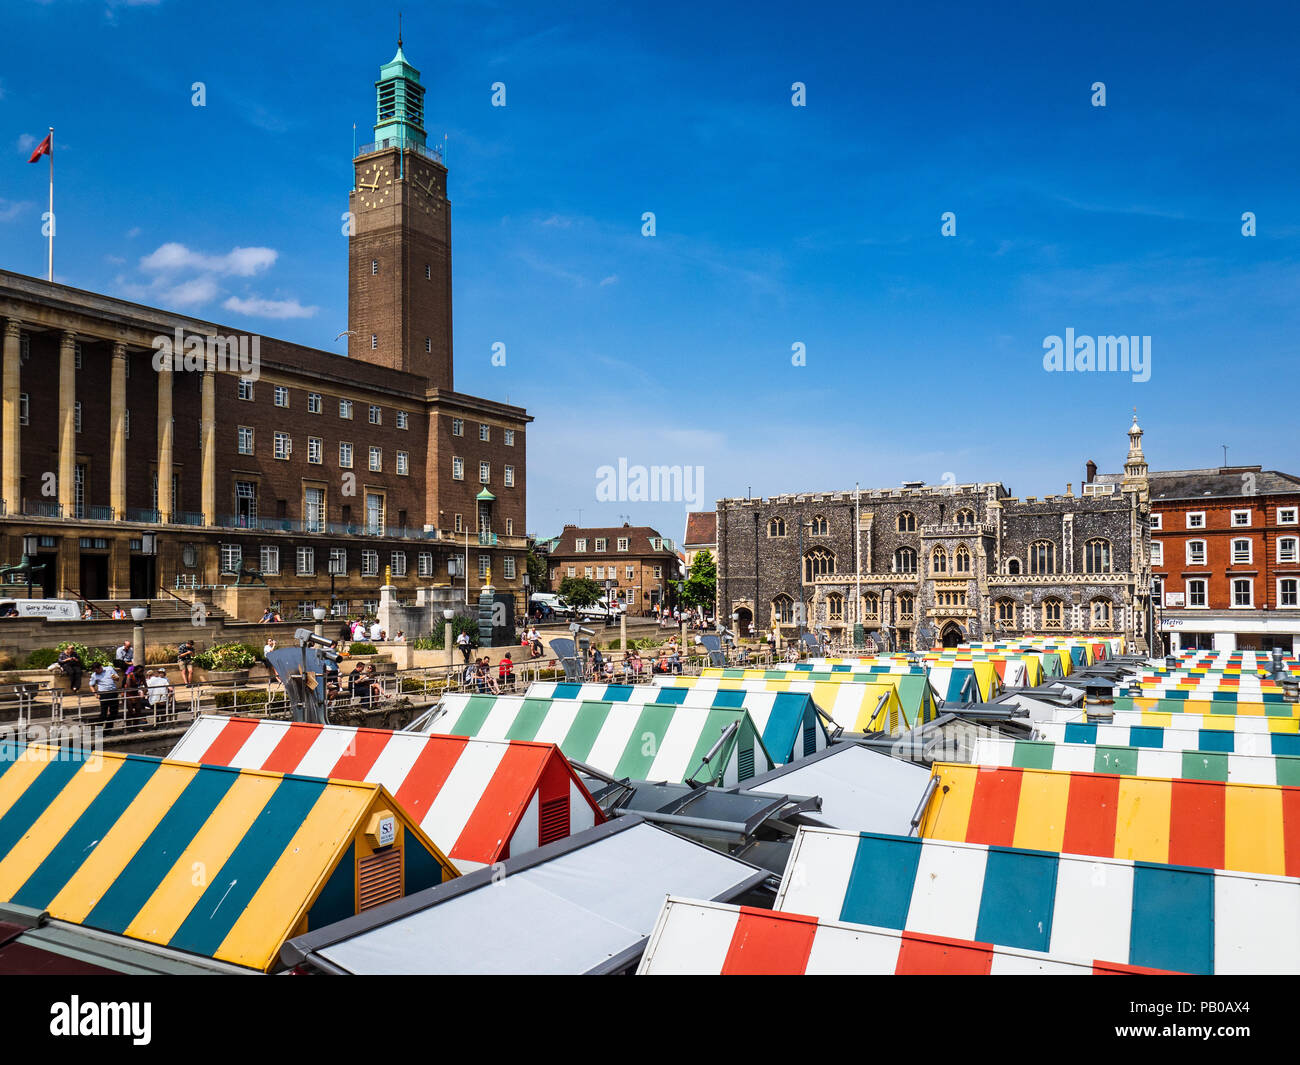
top-left (716, 419), bottom-right (1154, 651)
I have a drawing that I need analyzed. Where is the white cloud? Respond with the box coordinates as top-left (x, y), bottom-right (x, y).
top-left (16, 134), bottom-right (34, 154)
top-left (599, 274), bottom-right (618, 286)
top-left (164, 277), bottom-right (219, 306)
top-left (222, 295), bottom-right (318, 319)
top-left (140, 242), bottom-right (276, 276)
top-left (126, 226), bottom-right (141, 239)
top-left (0, 199), bottom-right (33, 223)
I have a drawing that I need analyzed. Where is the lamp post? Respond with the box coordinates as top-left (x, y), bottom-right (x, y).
top-left (312, 606), bottom-right (326, 639)
top-left (130, 606), bottom-right (147, 674)
top-left (443, 608), bottom-right (454, 672)
top-left (21, 535), bottom-right (40, 599)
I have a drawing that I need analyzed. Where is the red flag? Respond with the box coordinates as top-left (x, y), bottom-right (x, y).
top-left (27, 133), bottom-right (52, 163)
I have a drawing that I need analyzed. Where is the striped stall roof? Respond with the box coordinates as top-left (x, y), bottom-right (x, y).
top-left (415, 695), bottom-right (774, 786)
top-left (1114, 695), bottom-right (1299, 718)
top-left (1036, 719), bottom-right (1300, 755)
top-left (169, 716), bottom-right (603, 871)
top-left (1051, 708), bottom-right (1300, 735)
top-left (522, 682), bottom-right (829, 763)
top-left (0, 742), bottom-right (457, 972)
top-left (919, 762), bottom-right (1300, 879)
top-left (773, 827), bottom-right (1300, 974)
top-left (635, 897), bottom-right (1165, 975)
top-left (971, 736), bottom-right (1300, 786)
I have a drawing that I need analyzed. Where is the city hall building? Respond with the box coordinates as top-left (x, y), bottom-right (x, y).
top-left (0, 43), bottom-right (530, 620)
top-left (715, 419), bottom-right (1155, 651)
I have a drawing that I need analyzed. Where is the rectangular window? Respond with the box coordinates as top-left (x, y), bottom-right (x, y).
top-left (74, 402), bottom-right (81, 433)
top-left (371, 259), bottom-right (379, 275)
top-left (651, 538), bottom-right (662, 550)
top-left (454, 514), bottom-right (463, 533)
top-left (425, 337), bottom-right (431, 352)
top-left (1186, 512), bottom-right (1205, 529)
top-left (124, 408), bottom-right (130, 438)
top-left (575, 539), bottom-right (587, 553)
top-left (296, 547), bottom-right (315, 576)
top-left (595, 566), bottom-right (605, 579)
top-left (308, 392), bottom-right (322, 414)
top-left (1233, 579), bottom-right (1253, 607)
top-left (220, 544), bottom-right (242, 575)
top-left (479, 424), bottom-right (490, 442)
top-left (504, 556), bottom-right (516, 579)
top-left (235, 480), bottom-right (258, 525)
top-left (308, 437), bottom-right (323, 464)
top-left (238, 426), bottom-right (254, 455)
top-left (506, 518), bottom-right (513, 536)
top-left (479, 461), bottom-right (490, 484)
top-left (274, 386), bottom-right (289, 408)
top-left (391, 551), bottom-right (407, 577)
top-left (19, 393), bottom-right (29, 427)
top-left (504, 465), bottom-right (515, 487)
top-left (369, 446), bottom-right (382, 472)
top-left (1188, 579), bottom-right (1208, 607)
top-left (567, 566), bottom-right (576, 578)
top-left (504, 429), bottom-right (514, 446)
top-left (618, 538), bottom-right (629, 552)
top-left (595, 538), bottom-right (607, 552)
top-left (396, 411), bottom-right (408, 430)
top-left (418, 552), bottom-right (433, 577)
top-left (1280, 579), bottom-right (1299, 608)
top-left (396, 451), bottom-right (409, 476)
top-left (274, 432), bottom-right (291, 460)
top-left (339, 442), bottom-right (353, 468)
top-left (1279, 537), bottom-right (1299, 564)
top-left (259, 545), bottom-right (280, 576)
top-left (654, 566), bottom-right (663, 578)
top-left (1231, 539), bottom-right (1252, 564)
top-left (479, 554), bottom-right (490, 579)
top-left (369, 405), bottom-right (382, 425)
top-left (1149, 542), bottom-right (1163, 566)
top-left (74, 342), bottom-right (82, 370)
top-left (1149, 514), bottom-right (1162, 530)
top-left (305, 486), bottom-right (325, 533)
top-left (425, 264), bottom-right (431, 279)
top-left (371, 334), bottom-right (378, 349)
top-left (362, 550), bottom-right (379, 577)
top-left (1231, 509), bottom-right (1252, 527)
top-left (626, 565), bottom-right (634, 579)
top-left (329, 548), bottom-right (347, 576)
top-left (1280, 508), bottom-right (1298, 525)
top-left (584, 566), bottom-right (592, 579)
top-left (238, 379), bottom-right (254, 401)
top-left (1187, 541), bottom-right (1207, 566)
top-left (452, 456), bottom-right (464, 480)
top-left (340, 400), bottom-right (353, 419)
top-left (452, 418), bottom-right (463, 436)
top-left (365, 492), bottom-right (384, 534)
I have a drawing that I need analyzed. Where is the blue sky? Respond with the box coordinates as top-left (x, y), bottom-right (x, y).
top-left (2, 0), bottom-right (1298, 541)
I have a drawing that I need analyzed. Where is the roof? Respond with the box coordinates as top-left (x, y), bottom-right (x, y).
top-left (1035, 719), bottom-right (1300, 756)
top-left (418, 694), bottom-right (776, 786)
top-left (920, 762), bottom-right (1300, 879)
top-left (1149, 467), bottom-right (1300, 502)
top-left (684, 512), bottom-right (717, 547)
top-left (0, 742), bottom-right (457, 972)
top-left (736, 743), bottom-right (931, 834)
top-left (635, 897), bottom-right (1166, 975)
top-left (283, 818), bottom-right (769, 974)
top-left (772, 827), bottom-right (1299, 974)
top-left (550, 524), bottom-right (675, 557)
top-left (1045, 709), bottom-right (1300, 737)
top-left (169, 717), bottom-right (604, 870)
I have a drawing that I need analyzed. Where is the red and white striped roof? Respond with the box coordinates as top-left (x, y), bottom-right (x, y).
top-left (170, 716), bottom-right (604, 871)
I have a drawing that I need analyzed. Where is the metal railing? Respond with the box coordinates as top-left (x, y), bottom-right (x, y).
top-left (86, 505), bottom-right (115, 521)
top-left (126, 507), bottom-right (161, 523)
top-left (175, 511), bottom-right (205, 526)
top-left (356, 139), bottom-right (443, 165)
top-left (21, 500), bottom-right (63, 518)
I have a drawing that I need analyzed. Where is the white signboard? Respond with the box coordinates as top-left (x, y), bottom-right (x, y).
top-left (1164, 592), bottom-right (1185, 607)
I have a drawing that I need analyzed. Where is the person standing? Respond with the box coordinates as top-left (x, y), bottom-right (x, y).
top-left (89, 662), bottom-right (121, 728)
top-left (338, 618), bottom-right (352, 644)
top-left (178, 640), bottom-right (196, 687)
top-left (457, 629), bottom-right (472, 663)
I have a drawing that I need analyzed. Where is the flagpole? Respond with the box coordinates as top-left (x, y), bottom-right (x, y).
top-left (47, 126), bottom-right (54, 282)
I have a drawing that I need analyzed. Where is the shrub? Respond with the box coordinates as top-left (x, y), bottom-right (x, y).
top-left (145, 644), bottom-right (178, 665)
top-left (213, 690), bottom-right (270, 710)
top-left (348, 642), bottom-right (378, 656)
top-left (400, 676), bottom-right (428, 693)
top-left (195, 643), bottom-right (259, 670)
top-left (416, 615), bottom-right (480, 650)
top-left (41, 642), bottom-right (111, 670)
top-left (0, 651), bottom-right (17, 671)
top-left (24, 648), bottom-right (60, 669)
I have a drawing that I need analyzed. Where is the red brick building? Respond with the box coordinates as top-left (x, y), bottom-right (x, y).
top-left (547, 525), bottom-right (683, 616)
top-left (1148, 467), bottom-right (1300, 653)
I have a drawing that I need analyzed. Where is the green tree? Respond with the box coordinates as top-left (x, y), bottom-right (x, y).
top-left (526, 548), bottom-right (549, 592)
top-left (559, 575), bottom-right (603, 607)
top-left (680, 549), bottom-right (716, 610)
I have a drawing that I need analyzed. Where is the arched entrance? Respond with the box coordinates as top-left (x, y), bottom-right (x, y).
top-left (735, 606), bottom-right (753, 637)
top-left (940, 622), bottom-right (963, 648)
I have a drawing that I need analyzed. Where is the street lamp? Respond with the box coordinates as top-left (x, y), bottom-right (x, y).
top-left (131, 606), bottom-right (148, 671)
top-left (443, 608), bottom-right (455, 671)
top-left (313, 606), bottom-right (326, 638)
top-left (20, 535), bottom-right (39, 599)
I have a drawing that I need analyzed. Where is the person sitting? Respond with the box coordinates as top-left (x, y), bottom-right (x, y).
top-left (393, 630), bottom-right (405, 643)
top-left (121, 665), bottom-right (146, 726)
top-left (530, 634), bottom-right (544, 659)
top-left (260, 608), bottom-right (276, 623)
top-left (653, 652), bottom-right (670, 674)
top-left (669, 649), bottom-right (683, 674)
top-left (57, 645), bottom-right (85, 693)
top-left (145, 668), bottom-right (174, 714)
top-left (350, 664), bottom-right (374, 709)
top-left (601, 656), bottom-right (615, 681)
top-left (480, 657), bottom-right (501, 695)
top-left (80, 605), bottom-right (94, 620)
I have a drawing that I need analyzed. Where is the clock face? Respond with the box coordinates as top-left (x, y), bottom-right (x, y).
top-left (411, 167), bottom-right (443, 216)
top-left (357, 162), bottom-right (393, 208)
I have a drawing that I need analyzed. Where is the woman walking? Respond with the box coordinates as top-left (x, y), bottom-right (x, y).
top-left (178, 640), bottom-right (197, 687)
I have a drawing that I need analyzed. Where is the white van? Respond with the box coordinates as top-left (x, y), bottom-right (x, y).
top-left (0, 599), bottom-right (82, 621)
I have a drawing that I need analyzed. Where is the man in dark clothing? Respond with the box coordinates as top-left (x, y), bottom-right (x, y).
top-left (57, 646), bottom-right (84, 692)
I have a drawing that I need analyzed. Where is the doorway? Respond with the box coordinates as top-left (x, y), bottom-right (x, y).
top-left (79, 554), bottom-right (110, 600)
top-left (735, 606), bottom-right (753, 638)
top-left (941, 623), bottom-right (963, 648)
top-left (130, 556), bottom-right (157, 599)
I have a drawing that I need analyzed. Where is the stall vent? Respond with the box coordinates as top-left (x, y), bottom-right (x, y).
top-left (539, 797), bottom-right (569, 846)
top-left (358, 848), bottom-right (402, 911)
top-left (737, 746), bottom-right (754, 781)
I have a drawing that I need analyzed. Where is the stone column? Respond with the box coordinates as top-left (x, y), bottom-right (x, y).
top-left (58, 332), bottom-right (77, 516)
top-left (1, 319), bottom-right (20, 510)
top-left (110, 343), bottom-right (127, 518)
top-left (200, 369), bottom-right (216, 524)
top-left (156, 359), bottom-right (173, 521)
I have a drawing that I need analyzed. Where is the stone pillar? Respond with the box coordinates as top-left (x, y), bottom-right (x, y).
top-left (200, 369), bottom-right (216, 525)
top-left (110, 343), bottom-right (127, 519)
top-left (1, 319), bottom-right (20, 510)
top-left (156, 359), bottom-right (173, 521)
top-left (58, 332), bottom-right (76, 515)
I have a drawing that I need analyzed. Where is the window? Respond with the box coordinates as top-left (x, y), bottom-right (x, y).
top-left (238, 379), bottom-right (254, 401)
top-left (296, 601), bottom-right (318, 621)
top-left (220, 544), bottom-right (242, 575)
top-left (74, 402), bottom-right (81, 433)
top-left (274, 432), bottom-right (291, 460)
top-left (365, 492), bottom-right (384, 535)
top-left (479, 461), bottom-right (490, 484)
top-left (1090, 597), bottom-right (1112, 628)
top-left (1042, 598), bottom-right (1064, 629)
top-left (452, 418), bottom-right (464, 436)
top-left (391, 551), bottom-right (407, 577)
top-left (396, 411), bottom-right (408, 430)
top-left (259, 545), bottom-right (280, 576)
top-left (74, 342), bottom-right (82, 370)
top-left (396, 451), bottom-right (409, 476)
top-left (235, 480), bottom-right (257, 525)
top-left (452, 456), bottom-right (464, 480)
top-left (1186, 512), bottom-right (1205, 529)
top-left (425, 263), bottom-right (431, 279)
top-left (617, 538), bottom-right (629, 552)
top-left (18, 393), bottom-right (28, 427)
top-left (653, 566), bottom-right (663, 579)
top-left (1186, 540), bottom-right (1207, 566)
top-left (369, 405), bottom-right (382, 425)
top-left (504, 465), bottom-right (515, 487)
top-left (339, 442), bottom-right (353, 468)
top-left (1279, 538), bottom-right (1299, 564)
top-left (996, 598), bottom-right (1016, 626)
top-left (371, 259), bottom-right (379, 275)
top-left (567, 566), bottom-right (575, 578)
top-left (296, 547), bottom-right (315, 576)
top-left (274, 386), bottom-right (289, 408)
top-left (371, 334), bottom-right (378, 349)
top-left (339, 400), bottom-right (353, 419)
top-left (1149, 514), bottom-right (1162, 530)
top-left (826, 593), bottom-right (844, 620)
top-left (1188, 579), bottom-right (1208, 607)
top-left (238, 426), bottom-right (254, 455)
top-left (804, 548), bottom-right (834, 582)
top-left (369, 447), bottom-right (382, 472)
top-left (504, 430), bottom-right (515, 446)
top-left (1084, 539), bottom-right (1111, 574)
top-left (897, 512), bottom-right (916, 532)
top-left (898, 593), bottom-right (915, 619)
top-left (1231, 539), bottom-right (1252, 564)
top-left (931, 547), bottom-right (947, 574)
top-left (479, 555), bottom-right (491, 579)
top-left (454, 514), bottom-right (463, 533)
top-left (362, 550), bottom-right (379, 577)
top-left (1150, 541), bottom-right (1163, 566)
top-left (625, 565), bottom-right (634, 580)
top-left (1232, 509), bottom-right (1252, 527)
top-left (595, 538), bottom-right (608, 552)
top-left (1280, 508), bottom-right (1298, 525)
top-left (425, 337), bottom-right (431, 352)
top-left (479, 424), bottom-right (490, 442)
top-left (304, 487), bottom-right (325, 533)
top-left (955, 509), bottom-right (976, 526)
top-left (1233, 579), bottom-right (1253, 608)
top-left (894, 547), bottom-right (917, 574)
top-left (418, 552), bottom-right (434, 578)
top-left (811, 516), bottom-right (828, 535)
top-left (504, 556), bottom-right (516, 580)
top-left (1006, 558), bottom-right (1021, 575)
top-left (954, 545), bottom-right (972, 573)
top-left (772, 595), bottom-right (794, 624)
top-left (308, 392), bottom-right (322, 414)
top-left (1151, 576), bottom-right (1163, 605)
top-left (768, 517), bottom-right (786, 538)
top-left (507, 519), bottom-right (514, 535)
top-left (308, 437), bottom-right (323, 464)
top-left (862, 593), bottom-right (879, 618)
top-left (1280, 579), bottom-right (1298, 608)
top-left (575, 539), bottom-right (588, 553)
top-left (329, 548), bottom-right (347, 576)
top-left (1030, 541), bottom-right (1057, 575)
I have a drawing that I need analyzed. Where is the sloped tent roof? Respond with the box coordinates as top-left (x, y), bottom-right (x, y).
top-left (0, 743), bottom-right (457, 972)
top-left (970, 736), bottom-right (1300, 786)
top-left (808, 654), bottom-right (1036, 689)
top-left (416, 694), bottom-right (775, 787)
top-left (918, 762), bottom-right (1300, 879)
top-left (1035, 719), bottom-right (1300, 757)
top-left (771, 827), bottom-right (1300, 975)
top-left (1115, 695), bottom-right (1299, 719)
top-left (170, 716), bottom-right (604, 871)
top-left (1046, 709), bottom-right (1300, 737)
top-left (524, 681), bottom-right (830, 764)
top-left (635, 897), bottom-right (1163, 975)
top-left (736, 743), bottom-right (932, 835)
top-left (282, 818), bottom-right (769, 975)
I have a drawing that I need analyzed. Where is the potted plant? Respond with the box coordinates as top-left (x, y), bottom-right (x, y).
top-left (195, 643), bottom-right (259, 685)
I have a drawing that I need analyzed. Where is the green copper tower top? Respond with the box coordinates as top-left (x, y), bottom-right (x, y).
top-left (373, 37), bottom-right (426, 148)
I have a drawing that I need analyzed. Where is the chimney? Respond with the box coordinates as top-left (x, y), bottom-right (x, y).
top-left (1065, 483), bottom-right (1074, 497)
top-left (1085, 460), bottom-right (1097, 484)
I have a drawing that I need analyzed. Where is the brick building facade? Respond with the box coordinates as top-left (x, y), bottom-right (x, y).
top-left (547, 525), bottom-right (682, 616)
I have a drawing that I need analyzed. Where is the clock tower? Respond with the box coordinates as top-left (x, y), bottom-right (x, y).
top-left (348, 41), bottom-right (453, 390)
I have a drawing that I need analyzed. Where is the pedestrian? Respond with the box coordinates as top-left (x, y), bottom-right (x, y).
top-left (178, 640), bottom-right (196, 687)
top-left (57, 644), bottom-right (84, 692)
top-left (111, 605), bottom-right (127, 620)
top-left (457, 629), bottom-right (472, 663)
top-left (89, 662), bottom-right (121, 728)
top-left (114, 639), bottom-right (133, 670)
top-left (263, 637), bottom-right (277, 658)
top-left (369, 618), bottom-right (383, 641)
top-left (122, 665), bottom-right (146, 726)
top-left (498, 652), bottom-right (514, 691)
top-left (338, 618), bottom-right (352, 644)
